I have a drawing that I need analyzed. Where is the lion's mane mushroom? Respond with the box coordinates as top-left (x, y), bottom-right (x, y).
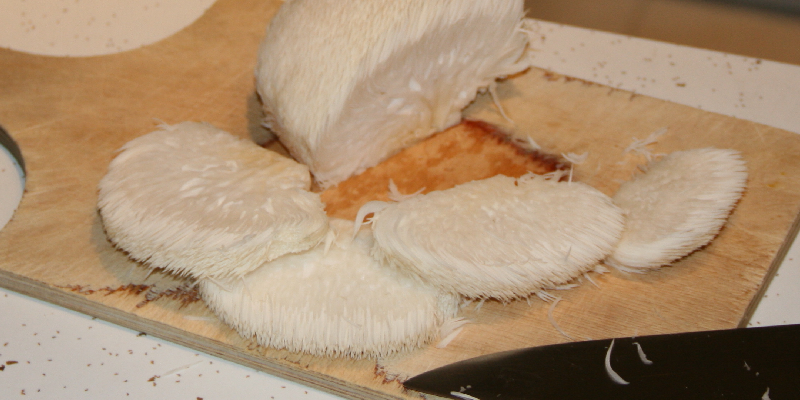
top-left (98, 122), bottom-right (328, 280)
top-left (608, 148), bottom-right (748, 271)
top-left (367, 173), bottom-right (625, 301)
top-left (199, 219), bottom-right (460, 358)
top-left (256, 0), bottom-right (530, 188)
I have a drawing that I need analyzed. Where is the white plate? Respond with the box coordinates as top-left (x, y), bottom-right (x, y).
top-left (0, 0), bottom-right (217, 57)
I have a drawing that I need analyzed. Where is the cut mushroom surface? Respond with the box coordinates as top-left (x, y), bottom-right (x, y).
top-left (256, 0), bottom-right (530, 188)
top-left (608, 148), bottom-right (747, 270)
top-left (98, 121), bottom-right (328, 280)
top-left (199, 219), bottom-right (460, 358)
top-left (370, 173), bottom-right (625, 300)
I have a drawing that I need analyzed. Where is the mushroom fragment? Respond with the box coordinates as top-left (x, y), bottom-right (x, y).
top-left (608, 148), bottom-right (747, 271)
top-left (199, 219), bottom-right (460, 358)
top-left (256, 0), bottom-right (530, 188)
top-left (369, 173), bottom-right (625, 300)
top-left (98, 122), bottom-right (328, 280)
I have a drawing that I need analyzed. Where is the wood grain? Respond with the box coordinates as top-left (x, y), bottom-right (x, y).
top-left (321, 120), bottom-right (568, 220)
top-left (1, 1), bottom-right (800, 398)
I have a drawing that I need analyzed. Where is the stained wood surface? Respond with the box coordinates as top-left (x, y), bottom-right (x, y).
top-left (2, 0), bottom-right (800, 398)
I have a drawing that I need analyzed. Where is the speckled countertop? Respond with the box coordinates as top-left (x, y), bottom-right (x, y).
top-left (1, 2), bottom-right (799, 399)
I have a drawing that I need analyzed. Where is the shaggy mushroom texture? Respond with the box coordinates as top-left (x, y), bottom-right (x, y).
top-left (369, 173), bottom-right (625, 301)
top-left (98, 122), bottom-right (328, 280)
top-left (199, 219), bottom-right (460, 358)
top-left (256, 0), bottom-right (530, 188)
top-left (608, 148), bottom-right (748, 270)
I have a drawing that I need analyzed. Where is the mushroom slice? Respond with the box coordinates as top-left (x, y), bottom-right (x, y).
top-left (198, 219), bottom-right (460, 358)
top-left (98, 121), bottom-right (328, 280)
top-left (608, 148), bottom-right (747, 271)
top-left (256, 0), bottom-right (530, 188)
top-left (370, 174), bottom-right (625, 301)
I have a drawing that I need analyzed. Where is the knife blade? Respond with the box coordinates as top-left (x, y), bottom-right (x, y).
top-left (0, 124), bottom-right (25, 175)
top-left (404, 324), bottom-right (800, 399)
top-left (0, 124), bottom-right (26, 231)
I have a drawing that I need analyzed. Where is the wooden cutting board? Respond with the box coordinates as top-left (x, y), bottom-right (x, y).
top-left (2, 0), bottom-right (800, 398)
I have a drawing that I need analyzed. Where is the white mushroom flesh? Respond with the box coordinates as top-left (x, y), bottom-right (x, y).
top-left (370, 173), bottom-right (625, 300)
top-left (199, 219), bottom-right (460, 358)
top-left (256, 0), bottom-right (530, 188)
top-left (98, 121), bottom-right (328, 280)
top-left (608, 148), bottom-right (747, 270)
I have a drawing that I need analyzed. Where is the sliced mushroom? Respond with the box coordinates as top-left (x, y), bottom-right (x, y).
top-left (199, 219), bottom-right (460, 358)
top-left (369, 173), bottom-right (625, 301)
top-left (98, 121), bottom-right (328, 280)
top-left (256, 0), bottom-right (530, 188)
top-left (608, 148), bottom-right (747, 271)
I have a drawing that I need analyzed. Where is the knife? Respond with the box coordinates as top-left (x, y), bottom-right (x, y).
top-left (404, 324), bottom-right (800, 399)
top-left (0, 124), bottom-right (26, 231)
top-left (0, 124), bottom-right (25, 175)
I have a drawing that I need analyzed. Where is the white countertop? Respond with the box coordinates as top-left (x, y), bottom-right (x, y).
top-left (1, 7), bottom-right (799, 399)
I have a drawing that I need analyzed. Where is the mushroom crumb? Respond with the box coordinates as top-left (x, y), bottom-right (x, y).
top-left (632, 341), bottom-right (653, 365)
top-left (623, 127), bottom-right (667, 161)
top-left (450, 392), bottom-right (482, 400)
top-left (436, 317), bottom-right (470, 349)
top-left (604, 339), bottom-right (629, 385)
top-left (387, 179), bottom-right (424, 202)
top-left (547, 297), bottom-right (574, 340)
